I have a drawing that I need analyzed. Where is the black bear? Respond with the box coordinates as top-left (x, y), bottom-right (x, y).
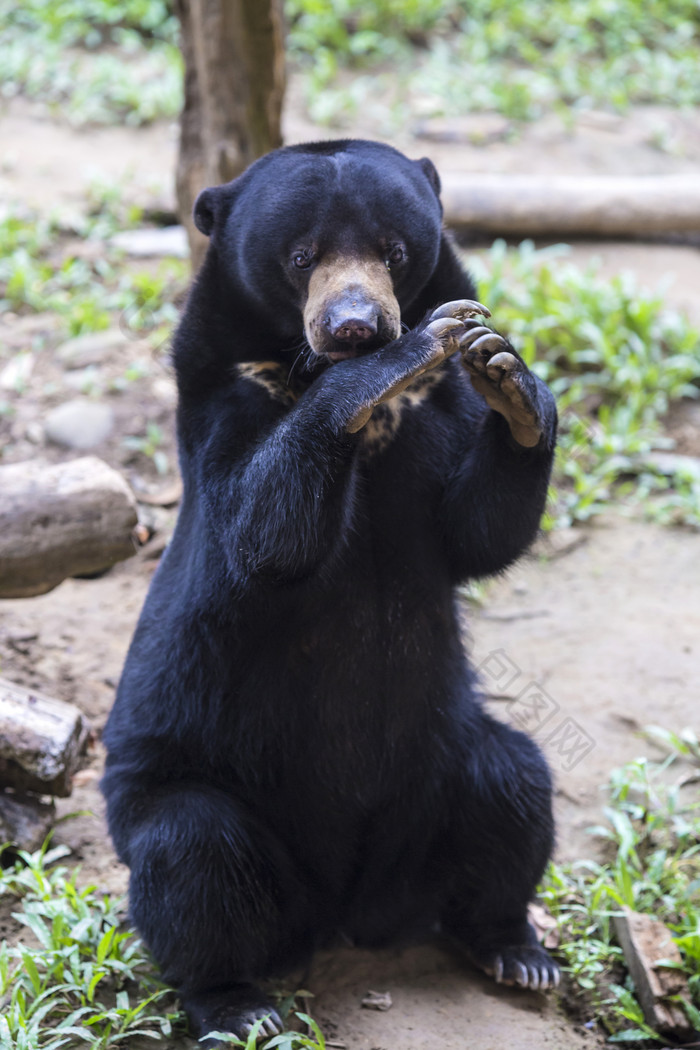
top-left (102, 139), bottom-right (559, 1043)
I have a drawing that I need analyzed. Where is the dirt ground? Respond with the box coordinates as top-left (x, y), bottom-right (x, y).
top-left (1, 81), bottom-right (699, 1049)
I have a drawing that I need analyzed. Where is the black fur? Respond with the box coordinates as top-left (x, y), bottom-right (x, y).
top-left (102, 140), bottom-right (559, 1040)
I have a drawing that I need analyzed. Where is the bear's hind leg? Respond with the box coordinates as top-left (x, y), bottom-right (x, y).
top-left (440, 716), bottom-right (560, 990)
top-left (182, 986), bottom-right (283, 1048)
top-left (109, 782), bottom-right (310, 1042)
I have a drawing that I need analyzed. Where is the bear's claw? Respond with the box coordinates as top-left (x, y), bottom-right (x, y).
top-left (249, 1012), bottom-right (283, 1038)
top-left (485, 946), bottom-right (560, 991)
top-left (430, 298), bottom-right (491, 321)
top-left (193, 1001), bottom-right (284, 1047)
top-left (459, 329), bottom-right (506, 360)
top-left (459, 328), bottom-right (543, 447)
top-left (421, 304), bottom-right (493, 371)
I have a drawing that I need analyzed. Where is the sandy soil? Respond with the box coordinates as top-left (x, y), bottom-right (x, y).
top-left (1, 82), bottom-right (699, 1048)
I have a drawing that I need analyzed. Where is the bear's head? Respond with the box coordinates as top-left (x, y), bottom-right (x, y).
top-left (193, 140), bottom-right (444, 361)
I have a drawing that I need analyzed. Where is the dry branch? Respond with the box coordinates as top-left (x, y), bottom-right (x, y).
top-left (0, 456), bottom-right (138, 598)
top-left (613, 909), bottom-right (693, 1037)
top-left (440, 173), bottom-right (700, 238)
top-left (0, 678), bottom-right (90, 797)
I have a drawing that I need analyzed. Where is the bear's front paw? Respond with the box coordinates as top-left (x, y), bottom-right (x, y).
top-left (346, 298), bottom-right (491, 433)
top-left (422, 298), bottom-right (492, 368)
top-left (459, 327), bottom-right (543, 448)
top-left (376, 299), bottom-right (492, 396)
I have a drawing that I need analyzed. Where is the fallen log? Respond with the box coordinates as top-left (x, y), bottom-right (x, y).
top-left (0, 678), bottom-right (90, 797)
top-left (0, 456), bottom-right (138, 598)
top-left (440, 173), bottom-right (700, 239)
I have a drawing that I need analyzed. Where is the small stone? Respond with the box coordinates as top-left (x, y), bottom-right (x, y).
top-left (25, 422), bottom-right (44, 445)
top-left (0, 353), bottom-right (34, 390)
top-left (62, 366), bottom-right (102, 391)
top-left (361, 990), bottom-right (392, 1011)
top-left (56, 329), bottom-right (130, 369)
top-left (44, 399), bottom-right (115, 450)
top-left (109, 225), bottom-right (189, 258)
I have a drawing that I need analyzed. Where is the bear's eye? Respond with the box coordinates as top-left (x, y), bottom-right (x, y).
top-left (385, 244), bottom-right (406, 268)
top-left (292, 249), bottom-right (315, 270)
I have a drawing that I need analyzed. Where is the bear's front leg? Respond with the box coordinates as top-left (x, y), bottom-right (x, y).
top-left (457, 325), bottom-right (545, 448)
top-left (346, 298), bottom-right (490, 433)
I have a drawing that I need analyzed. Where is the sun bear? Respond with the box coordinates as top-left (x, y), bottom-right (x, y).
top-left (102, 139), bottom-right (559, 1043)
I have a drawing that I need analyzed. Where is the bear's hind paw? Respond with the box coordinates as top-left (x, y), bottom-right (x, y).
top-left (185, 987), bottom-right (283, 1047)
top-left (481, 943), bottom-right (560, 991)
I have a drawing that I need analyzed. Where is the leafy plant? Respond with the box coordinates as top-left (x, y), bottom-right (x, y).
top-left (286, 0), bottom-right (700, 125)
top-left (541, 731), bottom-right (700, 1041)
top-left (0, 842), bottom-right (332, 1048)
top-left (3, 0), bottom-right (700, 127)
top-left (0, 211), bottom-right (187, 343)
top-left (466, 240), bottom-right (700, 528)
top-left (123, 421), bottom-right (169, 475)
top-left (205, 1012), bottom-right (327, 1049)
top-left (83, 175), bottom-right (145, 240)
top-left (0, 0), bottom-right (182, 126)
top-left (0, 841), bottom-right (181, 1048)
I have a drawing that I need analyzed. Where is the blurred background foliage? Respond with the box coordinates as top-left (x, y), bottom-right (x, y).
top-left (1, 0), bottom-right (699, 126)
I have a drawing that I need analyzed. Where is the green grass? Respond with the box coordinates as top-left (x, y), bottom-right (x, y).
top-left (541, 728), bottom-right (700, 1043)
top-left (0, 0), bottom-right (182, 126)
top-left (0, 841), bottom-right (327, 1048)
top-left (0, 842), bottom-right (181, 1048)
top-left (0, 208), bottom-right (187, 347)
top-left (122, 422), bottom-right (170, 476)
top-left (466, 241), bottom-right (700, 529)
top-left (2, 0), bottom-right (699, 126)
top-left (286, 0), bottom-right (700, 126)
top-left (205, 1014), bottom-right (326, 1049)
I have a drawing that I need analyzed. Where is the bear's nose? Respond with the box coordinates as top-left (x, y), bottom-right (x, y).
top-left (325, 298), bottom-right (379, 344)
top-left (332, 318), bottom-right (377, 342)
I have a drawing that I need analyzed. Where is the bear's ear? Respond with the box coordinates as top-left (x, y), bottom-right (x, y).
top-left (193, 187), bottom-right (222, 237)
top-left (417, 157), bottom-right (442, 199)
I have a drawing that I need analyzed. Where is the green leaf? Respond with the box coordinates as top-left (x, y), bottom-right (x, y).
top-left (20, 951), bottom-right (43, 996)
top-left (608, 1028), bottom-right (659, 1042)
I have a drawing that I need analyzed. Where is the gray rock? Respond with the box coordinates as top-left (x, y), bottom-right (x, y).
top-left (44, 399), bottom-right (115, 450)
top-left (56, 329), bottom-right (130, 369)
top-left (25, 422), bottom-right (44, 445)
top-left (109, 225), bottom-right (189, 258)
top-left (0, 352), bottom-right (34, 390)
top-left (62, 367), bottom-right (102, 391)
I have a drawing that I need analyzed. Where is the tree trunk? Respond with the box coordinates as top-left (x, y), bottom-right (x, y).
top-left (175, 0), bottom-right (286, 271)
